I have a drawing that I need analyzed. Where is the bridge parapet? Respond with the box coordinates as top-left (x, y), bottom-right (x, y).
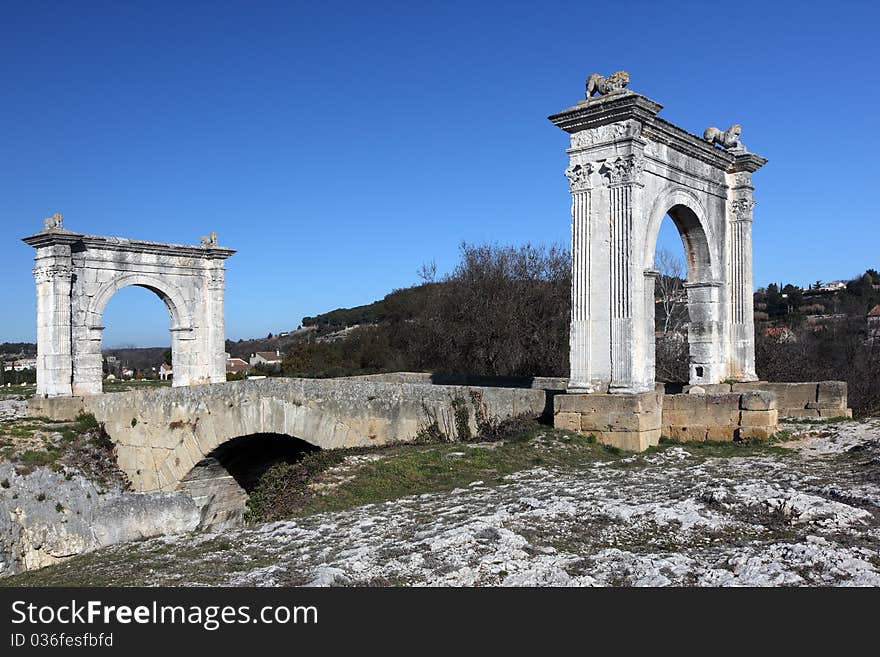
top-left (74, 378), bottom-right (546, 492)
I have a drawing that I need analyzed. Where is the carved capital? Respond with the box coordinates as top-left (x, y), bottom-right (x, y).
top-left (33, 264), bottom-right (72, 283)
top-left (730, 197), bottom-right (756, 221)
top-left (564, 162), bottom-right (594, 192)
top-left (599, 154), bottom-right (644, 187)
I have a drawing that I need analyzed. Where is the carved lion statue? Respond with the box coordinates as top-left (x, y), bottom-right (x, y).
top-left (703, 124), bottom-right (742, 149)
top-left (43, 212), bottom-right (63, 230)
top-left (586, 71), bottom-right (630, 98)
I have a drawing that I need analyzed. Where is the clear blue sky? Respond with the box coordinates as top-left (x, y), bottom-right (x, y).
top-left (2, 1), bottom-right (877, 347)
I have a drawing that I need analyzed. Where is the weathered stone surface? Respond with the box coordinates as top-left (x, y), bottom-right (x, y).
top-left (740, 409), bottom-right (778, 427)
top-left (22, 226), bottom-right (234, 398)
top-left (0, 400), bottom-right (28, 422)
top-left (740, 391), bottom-right (777, 411)
top-left (817, 381), bottom-right (848, 408)
top-left (27, 396), bottom-right (85, 421)
top-left (661, 392), bottom-right (778, 443)
top-left (554, 391), bottom-right (662, 451)
top-left (732, 381), bottom-right (851, 418)
top-left (737, 426), bottom-right (775, 441)
top-left (0, 463), bottom-right (198, 576)
top-left (553, 412), bottom-right (581, 432)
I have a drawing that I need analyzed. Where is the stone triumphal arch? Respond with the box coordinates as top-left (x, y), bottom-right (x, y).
top-left (23, 215), bottom-right (234, 397)
top-left (549, 72), bottom-right (766, 393)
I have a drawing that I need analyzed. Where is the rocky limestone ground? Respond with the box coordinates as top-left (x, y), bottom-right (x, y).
top-left (5, 418), bottom-right (880, 587)
top-left (0, 401), bottom-right (200, 575)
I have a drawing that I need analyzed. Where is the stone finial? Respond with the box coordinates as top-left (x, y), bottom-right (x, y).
top-left (43, 212), bottom-right (63, 231)
top-left (703, 124), bottom-right (743, 150)
top-left (200, 231), bottom-right (218, 246)
top-left (586, 71), bottom-right (630, 98)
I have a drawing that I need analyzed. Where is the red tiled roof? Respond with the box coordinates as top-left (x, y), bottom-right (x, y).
top-left (868, 304), bottom-right (880, 317)
top-left (226, 358), bottom-right (249, 373)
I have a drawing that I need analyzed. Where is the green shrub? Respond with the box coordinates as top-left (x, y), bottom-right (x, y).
top-left (74, 412), bottom-right (99, 433)
top-left (245, 450), bottom-right (345, 524)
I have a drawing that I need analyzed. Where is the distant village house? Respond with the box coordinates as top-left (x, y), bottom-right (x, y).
top-left (226, 357), bottom-right (249, 375)
top-left (249, 350), bottom-right (283, 368)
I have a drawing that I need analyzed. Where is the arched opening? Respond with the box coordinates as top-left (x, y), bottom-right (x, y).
top-left (101, 285), bottom-right (176, 389)
top-left (72, 274), bottom-right (192, 396)
top-left (179, 433), bottom-right (319, 529)
top-left (644, 199), bottom-right (718, 387)
top-left (653, 214), bottom-right (690, 384)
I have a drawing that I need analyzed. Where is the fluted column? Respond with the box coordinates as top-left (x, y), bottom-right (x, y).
top-left (565, 163), bottom-right (593, 391)
top-left (728, 170), bottom-right (758, 381)
top-left (601, 155), bottom-right (645, 392)
top-left (33, 245), bottom-right (73, 397)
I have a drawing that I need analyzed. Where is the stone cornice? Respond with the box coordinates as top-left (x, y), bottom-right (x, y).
top-left (550, 91), bottom-right (767, 174)
top-left (23, 231), bottom-right (236, 260)
top-left (548, 91), bottom-right (663, 134)
top-left (644, 117), bottom-right (737, 170)
top-left (729, 152), bottom-right (768, 174)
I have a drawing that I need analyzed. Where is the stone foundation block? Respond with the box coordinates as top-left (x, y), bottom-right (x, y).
top-left (554, 412), bottom-right (581, 432)
top-left (740, 391), bottom-right (777, 411)
top-left (27, 396), bottom-right (85, 421)
top-left (740, 409), bottom-right (778, 426)
top-left (554, 391), bottom-right (661, 452)
top-left (737, 426), bottom-right (775, 441)
top-left (591, 429), bottom-right (662, 452)
top-left (663, 425), bottom-right (709, 442)
top-left (706, 425), bottom-right (738, 441)
top-left (817, 381), bottom-right (847, 408)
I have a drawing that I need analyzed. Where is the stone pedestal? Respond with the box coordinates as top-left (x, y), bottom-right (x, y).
top-left (554, 390), bottom-right (662, 452)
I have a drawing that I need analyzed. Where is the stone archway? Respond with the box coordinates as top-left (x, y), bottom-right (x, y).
top-left (550, 73), bottom-right (766, 393)
top-left (642, 190), bottom-right (721, 387)
top-left (22, 219), bottom-right (234, 397)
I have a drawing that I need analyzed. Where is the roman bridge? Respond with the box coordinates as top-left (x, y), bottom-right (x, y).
top-left (29, 376), bottom-right (550, 524)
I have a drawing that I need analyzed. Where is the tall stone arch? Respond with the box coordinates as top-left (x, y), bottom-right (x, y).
top-left (549, 75), bottom-right (766, 393)
top-left (23, 219), bottom-right (234, 397)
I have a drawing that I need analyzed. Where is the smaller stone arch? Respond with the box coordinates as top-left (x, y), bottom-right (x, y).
top-left (22, 225), bottom-right (234, 397)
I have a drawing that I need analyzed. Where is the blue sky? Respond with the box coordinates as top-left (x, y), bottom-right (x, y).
top-left (2, 1), bottom-right (877, 346)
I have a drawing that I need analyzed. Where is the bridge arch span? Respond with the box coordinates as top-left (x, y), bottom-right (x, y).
top-left (80, 378), bottom-right (548, 494)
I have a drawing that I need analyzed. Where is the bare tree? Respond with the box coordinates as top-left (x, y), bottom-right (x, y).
top-left (654, 248), bottom-right (688, 334)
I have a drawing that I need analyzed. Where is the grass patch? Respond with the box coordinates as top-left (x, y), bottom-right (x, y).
top-left (651, 436), bottom-right (791, 458)
top-left (246, 422), bottom-right (616, 523)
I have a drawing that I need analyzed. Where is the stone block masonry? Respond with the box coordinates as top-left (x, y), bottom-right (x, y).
top-left (554, 389), bottom-right (780, 449)
top-left (554, 390), bottom-right (663, 451)
top-left (682, 381), bottom-right (852, 419)
top-left (661, 391), bottom-right (778, 442)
